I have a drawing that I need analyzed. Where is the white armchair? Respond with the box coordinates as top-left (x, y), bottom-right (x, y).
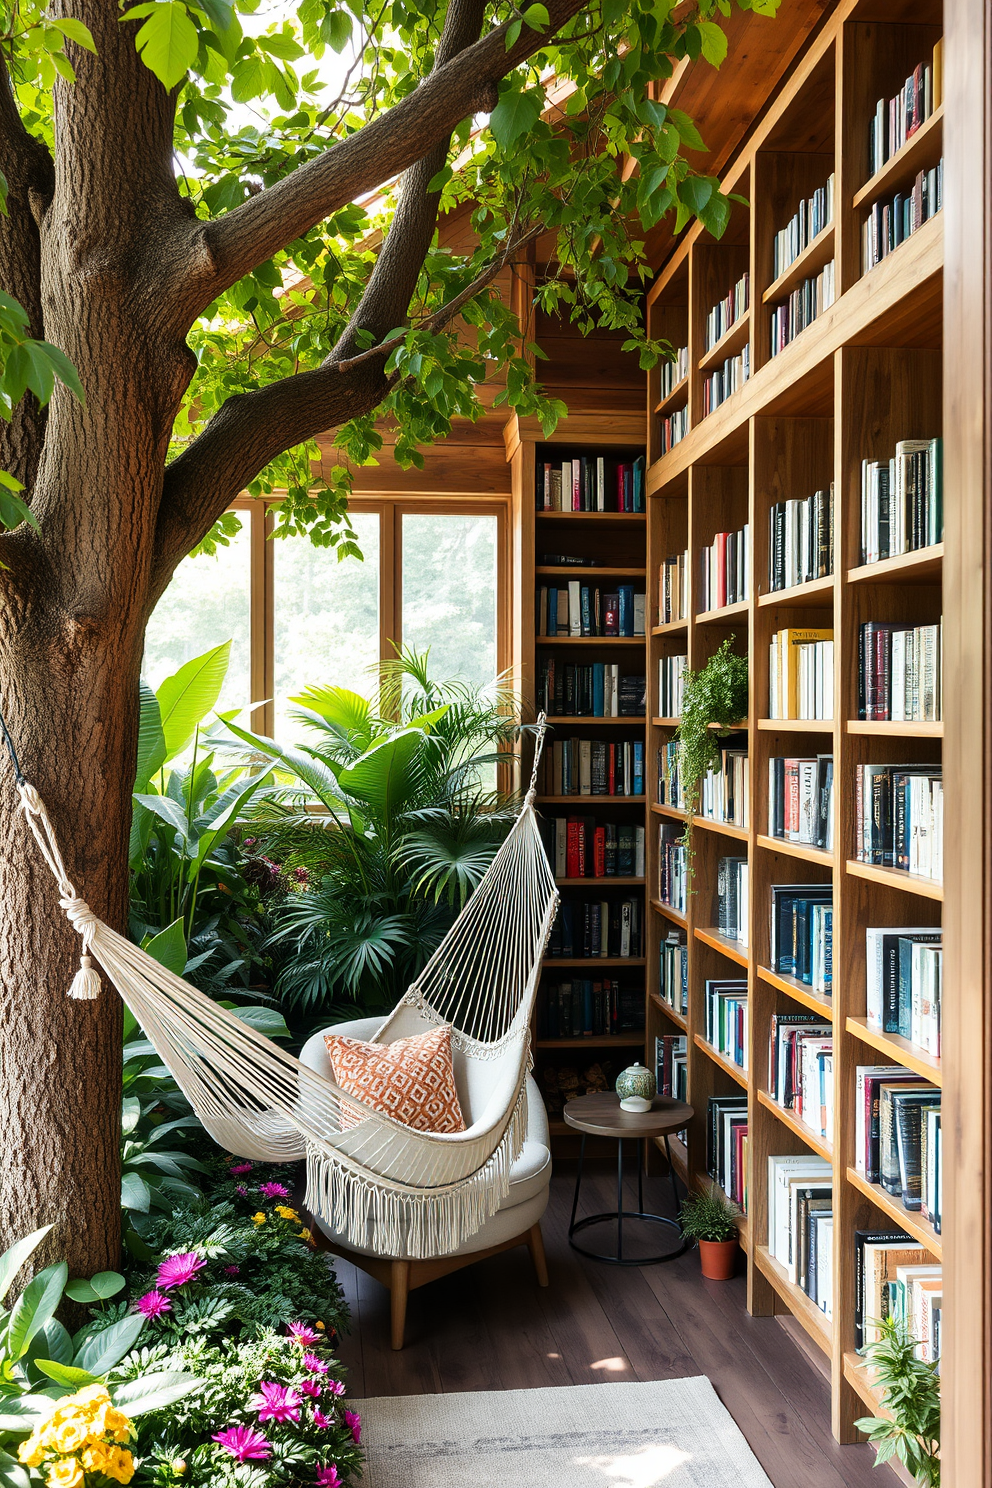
top-left (299, 1017), bottom-right (551, 1348)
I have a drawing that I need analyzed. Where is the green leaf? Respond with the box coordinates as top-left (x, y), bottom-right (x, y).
top-left (0, 1226), bottom-right (53, 1303)
top-left (681, 175), bottom-right (714, 214)
top-left (0, 1446), bottom-right (33, 1488)
top-left (143, 918), bottom-right (188, 977)
top-left (696, 20), bottom-right (728, 66)
top-left (32, 1360), bottom-right (98, 1389)
top-left (155, 640), bottom-right (231, 760)
top-left (337, 726), bottom-right (427, 817)
top-left (73, 1314), bottom-right (145, 1375)
top-left (321, 9), bottom-right (352, 52)
top-left (127, 1), bottom-right (200, 90)
top-left (111, 1370), bottom-right (203, 1416)
top-left (668, 107), bottom-right (707, 152)
top-left (89, 1270), bottom-right (126, 1300)
top-left (135, 682), bottom-right (167, 791)
top-left (0, 1396), bottom-right (53, 1430)
top-left (52, 17), bottom-right (97, 50)
top-left (489, 89), bottom-right (543, 151)
top-left (228, 1004), bottom-right (290, 1039)
top-left (6, 1262), bottom-right (68, 1359)
top-left (121, 1171), bottom-right (152, 1212)
top-left (504, 16), bottom-right (522, 49)
top-left (522, 3), bottom-right (549, 30)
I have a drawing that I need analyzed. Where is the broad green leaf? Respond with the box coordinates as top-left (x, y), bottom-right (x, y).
top-left (73, 1313), bottom-right (145, 1376)
top-left (489, 89), bottom-right (543, 151)
top-left (32, 1360), bottom-right (97, 1388)
top-left (135, 682), bottom-right (167, 791)
top-left (0, 1225), bottom-right (52, 1303)
top-left (133, 791), bottom-right (192, 842)
top-left (155, 640), bottom-right (231, 760)
top-left (0, 483), bottom-right (37, 533)
top-left (186, 767), bottom-right (273, 876)
top-left (286, 684), bottom-right (375, 744)
top-left (90, 1270), bottom-right (125, 1300)
top-left (143, 918), bottom-right (187, 977)
top-left (0, 1447), bottom-right (33, 1488)
top-left (121, 1171), bottom-right (152, 1212)
top-left (127, 1), bottom-right (200, 90)
top-left (337, 727), bottom-right (426, 817)
top-left (6, 1262), bottom-right (68, 1359)
top-left (121, 1095), bottom-right (142, 1135)
top-left (0, 1395), bottom-right (53, 1430)
top-left (219, 718), bottom-right (344, 807)
top-left (112, 1370), bottom-right (203, 1416)
top-left (228, 1004), bottom-right (290, 1039)
top-left (696, 20), bottom-right (728, 65)
top-left (30, 1318), bottom-right (73, 1366)
top-left (522, 3), bottom-right (549, 30)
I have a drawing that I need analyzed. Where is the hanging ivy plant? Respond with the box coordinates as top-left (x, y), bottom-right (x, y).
top-left (674, 637), bottom-right (749, 880)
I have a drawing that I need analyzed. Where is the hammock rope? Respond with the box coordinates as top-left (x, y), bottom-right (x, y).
top-left (0, 711), bottom-right (558, 1258)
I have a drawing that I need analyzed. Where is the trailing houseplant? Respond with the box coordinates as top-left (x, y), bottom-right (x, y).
top-left (678, 1186), bottom-right (740, 1280)
top-left (672, 637), bottom-right (749, 878)
top-left (853, 1316), bottom-right (940, 1485)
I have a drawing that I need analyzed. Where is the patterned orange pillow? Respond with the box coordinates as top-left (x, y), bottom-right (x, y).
top-left (324, 1024), bottom-right (466, 1133)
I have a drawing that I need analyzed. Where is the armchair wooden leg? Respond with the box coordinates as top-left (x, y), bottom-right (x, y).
top-left (390, 1260), bottom-right (410, 1350)
top-left (527, 1222), bottom-right (549, 1287)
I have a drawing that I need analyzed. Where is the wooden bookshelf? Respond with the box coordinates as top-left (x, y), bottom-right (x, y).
top-left (640, 0), bottom-right (947, 1449)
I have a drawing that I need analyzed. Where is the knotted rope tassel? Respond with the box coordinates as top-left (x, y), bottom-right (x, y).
top-left (17, 782), bottom-right (102, 1000)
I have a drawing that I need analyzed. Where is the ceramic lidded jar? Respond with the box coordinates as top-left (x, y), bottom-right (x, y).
top-left (616, 1063), bottom-right (656, 1112)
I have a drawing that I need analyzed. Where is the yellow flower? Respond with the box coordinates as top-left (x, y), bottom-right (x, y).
top-left (17, 1436), bottom-right (48, 1468)
top-left (315, 1320), bottom-right (325, 1331)
top-left (275, 1205), bottom-right (299, 1221)
top-left (46, 1461), bottom-right (85, 1488)
top-left (71, 1385), bottom-right (112, 1410)
top-left (92, 1404), bottom-right (133, 1444)
top-left (298, 1227), bottom-right (314, 1245)
top-left (49, 1418), bottom-right (91, 1454)
top-left (82, 1442), bottom-right (134, 1483)
top-left (251, 1212), bottom-right (266, 1225)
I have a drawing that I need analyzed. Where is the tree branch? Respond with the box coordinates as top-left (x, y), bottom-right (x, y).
top-left (187, 0), bottom-right (589, 316)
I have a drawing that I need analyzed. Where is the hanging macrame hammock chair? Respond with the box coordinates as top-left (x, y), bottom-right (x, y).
top-left (3, 712), bottom-right (558, 1260)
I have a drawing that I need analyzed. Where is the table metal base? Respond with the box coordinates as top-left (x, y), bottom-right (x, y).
top-left (568, 1132), bottom-right (690, 1265)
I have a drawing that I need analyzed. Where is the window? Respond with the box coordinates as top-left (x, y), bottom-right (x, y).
top-left (146, 497), bottom-right (507, 738)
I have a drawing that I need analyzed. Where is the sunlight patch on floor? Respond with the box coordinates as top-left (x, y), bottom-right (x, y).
top-left (590, 1357), bottom-right (629, 1372)
top-left (574, 1442), bottom-right (692, 1486)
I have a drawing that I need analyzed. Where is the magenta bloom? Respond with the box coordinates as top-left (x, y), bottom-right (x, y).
top-left (235, 1185), bottom-right (249, 1197)
top-left (156, 1252), bottom-right (206, 1291)
top-left (315, 1468), bottom-right (340, 1487)
top-left (302, 1353), bottom-right (329, 1374)
top-left (326, 1379), bottom-right (345, 1398)
top-left (249, 1381), bottom-right (302, 1424)
top-left (259, 1181), bottom-right (291, 1199)
top-left (312, 1408), bottom-right (331, 1430)
top-left (288, 1322), bottom-right (320, 1346)
top-left (344, 1409), bottom-right (361, 1444)
top-left (134, 1290), bottom-right (172, 1319)
top-left (294, 866), bottom-right (310, 885)
top-left (223, 1264), bottom-right (241, 1276)
top-left (300, 1380), bottom-right (322, 1399)
top-left (230, 1162), bottom-right (254, 1176)
top-left (212, 1426), bottom-right (272, 1462)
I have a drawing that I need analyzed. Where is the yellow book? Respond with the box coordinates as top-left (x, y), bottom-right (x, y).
top-left (776, 628), bottom-right (833, 718)
top-left (933, 37), bottom-right (944, 110)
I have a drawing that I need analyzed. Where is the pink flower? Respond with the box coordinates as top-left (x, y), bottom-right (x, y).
top-left (223, 1265), bottom-right (241, 1276)
top-left (259, 1182), bottom-right (291, 1199)
top-left (134, 1290), bottom-right (172, 1319)
top-left (294, 866), bottom-right (310, 885)
top-left (157, 1252), bottom-right (206, 1291)
top-left (249, 1381), bottom-right (302, 1424)
top-left (235, 1185), bottom-right (249, 1197)
top-left (344, 1409), bottom-right (361, 1444)
top-left (326, 1379), bottom-right (345, 1398)
top-left (212, 1426), bottom-right (272, 1462)
top-left (288, 1322), bottom-right (320, 1346)
top-left (315, 1468), bottom-right (340, 1487)
top-left (303, 1353), bottom-right (329, 1374)
top-left (230, 1162), bottom-right (254, 1176)
top-left (312, 1408), bottom-right (331, 1429)
top-left (300, 1380), bottom-right (322, 1399)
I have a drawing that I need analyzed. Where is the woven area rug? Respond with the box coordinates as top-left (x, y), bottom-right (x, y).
top-left (351, 1377), bottom-right (774, 1487)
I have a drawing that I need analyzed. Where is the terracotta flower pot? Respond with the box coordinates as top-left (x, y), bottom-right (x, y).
top-left (697, 1237), bottom-right (738, 1280)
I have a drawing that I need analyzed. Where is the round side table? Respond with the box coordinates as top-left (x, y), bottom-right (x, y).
top-left (563, 1091), bottom-right (694, 1265)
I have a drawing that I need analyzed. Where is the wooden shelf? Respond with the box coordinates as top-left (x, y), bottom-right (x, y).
top-left (536, 510), bottom-right (646, 523)
top-left (846, 859), bottom-right (943, 901)
top-left (756, 833), bottom-right (834, 868)
top-left (847, 543), bottom-right (943, 585)
top-left (695, 599), bottom-right (749, 625)
top-left (555, 876), bottom-right (645, 886)
top-left (757, 718), bottom-right (834, 732)
top-left (694, 1034), bottom-right (749, 1088)
top-left (650, 991), bottom-right (687, 1030)
top-left (652, 716), bottom-right (680, 727)
top-left (757, 1088), bottom-right (832, 1160)
top-left (652, 617), bottom-right (689, 636)
top-left (843, 1352), bottom-right (895, 1423)
top-left (537, 635), bottom-right (646, 646)
top-left (757, 965), bottom-right (833, 1019)
top-left (652, 802), bottom-right (687, 820)
top-left (694, 926), bottom-right (749, 967)
top-left (692, 814), bottom-right (749, 842)
top-left (536, 565), bottom-right (646, 577)
top-left (536, 1034), bottom-right (645, 1049)
top-left (542, 957), bottom-right (646, 968)
top-left (537, 795), bottom-right (646, 805)
top-left (846, 1168), bottom-right (942, 1259)
top-left (545, 716), bottom-right (646, 727)
top-left (651, 898), bottom-right (687, 928)
top-left (846, 719), bottom-right (943, 737)
top-left (698, 313), bottom-right (750, 372)
top-left (762, 224), bottom-right (836, 305)
top-left (753, 1245), bottom-right (831, 1354)
top-left (852, 105), bottom-right (944, 211)
top-left (845, 1016), bottom-right (941, 1086)
top-left (756, 573), bottom-right (834, 607)
top-left (654, 375), bottom-right (689, 415)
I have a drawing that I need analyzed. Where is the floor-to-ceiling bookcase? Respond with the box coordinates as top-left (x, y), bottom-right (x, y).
top-left (642, 0), bottom-right (945, 1445)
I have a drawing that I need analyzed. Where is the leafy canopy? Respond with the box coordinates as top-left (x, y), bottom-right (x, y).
top-left (0, 0), bottom-right (778, 548)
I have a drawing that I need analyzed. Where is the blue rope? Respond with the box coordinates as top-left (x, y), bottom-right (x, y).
top-left (0, 703), bottom-right (25, 785)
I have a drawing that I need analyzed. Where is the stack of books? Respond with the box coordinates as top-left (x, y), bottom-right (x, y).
top-left (538, 980), bottom-right (644, 1039)
top-left (855, 1065), bottom-right (941, 1221)
top-left (769, 1013), bottom-right (833, 1140)
top-left (867, 42), bottom-right (944, 176)
top-left (769, 260), bottom-right (836, 356)
top-left (767, 755), bottom-right (834, 851)
top-left (770, 882), bottom-right (832, 993)
top-left (657, 739), bottom-right (683, 809)
top-left (717, 855), bottom-right (749, 945)
top-left (704, 978), bottom-right (748, 1069)
top-left (768, 1155), bottom-right (832, 1314)
top-left (705, 271), bottom-right (750, 349)
top-left (767, 487), bottom-right (834, 591)
top-left (768, 627), bottom-right (834, 720)
top-left (860, 437), bottom-right (943, 562)
top-left (537, 454), bottom-right (645, 512)
top-left (773, 175), bottom-right (835, 279)
top-left (538, 661), bottom-right (646, 717)
top-left (661, 407), bottom-right (689, 454)
top-left (547, 898), bottom-right (644, 959)
top-left (656, 1034), bottom-right (688, 1099)
top-left (858, 620), bottom-right (942, 722)
top-left (536, 583), bottom-right (646, 637)
top-left (658, 823), bottom-right (688, 915)
top-left (863, 161), bottom-right (943, 272)
top-left (855, 1229), bottom-right (941, 1362)
top-left (658, 549), bottom-right (690, 623)
top-left (699, 525), bottom-right (750, 611)
top-left (538, 737), bottom-right (644, 797)
top-left (866, 926), bottom-right (942, 1055)
top-left (659, 929), bottom-right (689, 1015)
top-left (709, 1095), bottom-right (748, 1209)
top-left (659, 346), bottom-right (689, 400)
top-left (540, 817), bottom-right (645, 880)
top-left (700, 740), bottom-right (749, 829)
top-left (658, 654), bottom-right (687, 718)
top-left (703, 347), bottom-right (750, 416)
top-left (855, 763), bottom-right (943, 879)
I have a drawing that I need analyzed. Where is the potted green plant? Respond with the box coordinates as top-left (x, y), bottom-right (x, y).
top-left (853, 1316), bottom-right (940, 1485)
top-left (678, 1186), bottom-right (740, 1279)
top-left (673, 637), bottom-right (748, 880)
